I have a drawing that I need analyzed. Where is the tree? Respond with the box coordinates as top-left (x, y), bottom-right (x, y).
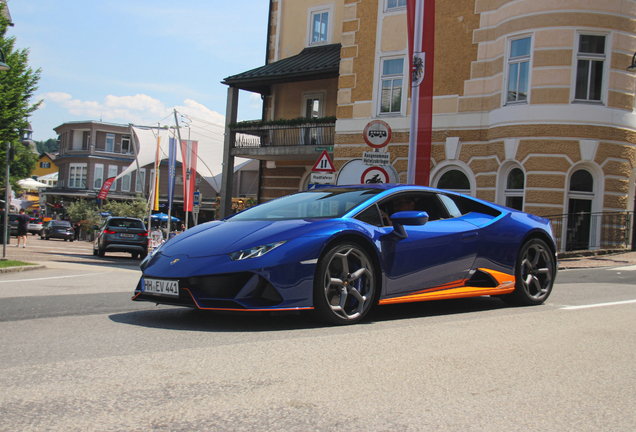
top-left (0, 4), bottom-right (42, 193)
top-left (102, 195), bottom-right (149, 219)
top-left (35, 138), bottom-right (59, 154)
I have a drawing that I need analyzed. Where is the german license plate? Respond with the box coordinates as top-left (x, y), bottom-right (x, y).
top-left (143, 278), bottom-right (179, 296)
top-left (121, 233), bottom-right (134, 238)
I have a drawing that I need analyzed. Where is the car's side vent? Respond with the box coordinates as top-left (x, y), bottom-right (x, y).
top-left (465, 269), bottom-right (498, 288)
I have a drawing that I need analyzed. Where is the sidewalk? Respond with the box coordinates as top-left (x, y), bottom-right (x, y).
top-left (557, 249), bottom-right (636, 270)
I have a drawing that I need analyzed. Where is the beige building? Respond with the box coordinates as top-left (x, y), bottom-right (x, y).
top-left (221, 0), bottom-right (636, 251)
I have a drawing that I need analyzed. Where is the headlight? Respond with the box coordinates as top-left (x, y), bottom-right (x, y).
top-left (228, 240), bottom-right (287, 261)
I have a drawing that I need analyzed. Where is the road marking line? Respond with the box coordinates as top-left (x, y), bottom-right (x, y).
top-left (0, 272), bottom-right (108, 283)
top-left (561, 299), bottom-right (636, 310)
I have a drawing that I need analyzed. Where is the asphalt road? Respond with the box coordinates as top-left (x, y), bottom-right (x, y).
top-left (0, 242), bottom-right (635, 431)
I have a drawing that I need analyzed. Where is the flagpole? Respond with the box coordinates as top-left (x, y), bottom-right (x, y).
top-left (173, 110), bottom-right (185, 232)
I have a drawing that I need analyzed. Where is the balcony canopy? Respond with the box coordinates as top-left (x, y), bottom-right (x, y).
top-left (222, 43), bottom-right (341, 95)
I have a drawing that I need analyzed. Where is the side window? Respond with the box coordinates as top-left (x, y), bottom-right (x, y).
top-left (506, 37), bottom-right (531, 104)
top-left (574, 34), bottom-right (605, 102)
top-left (438, 194), bottom-right (462, 218)
top-left (355, 204), bottom-right (383, 227)
top-left (380, 58), bottom-right (405, 114)
top-left (386, 0), bottom-right (406, 11)
top-left (309, 8), bottom-right (330, 45)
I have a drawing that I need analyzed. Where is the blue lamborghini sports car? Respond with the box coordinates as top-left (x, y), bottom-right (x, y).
top-left (134, 184), bottom-right (557, 325)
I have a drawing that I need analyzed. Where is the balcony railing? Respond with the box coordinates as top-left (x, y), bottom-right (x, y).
top-left (546, 211), bottom-right (633, 252)
top-left (231, 122), bottom-right (335, 149)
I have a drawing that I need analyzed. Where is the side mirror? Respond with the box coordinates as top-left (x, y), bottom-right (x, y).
top-left (390, 211), bottom-right (429, 238)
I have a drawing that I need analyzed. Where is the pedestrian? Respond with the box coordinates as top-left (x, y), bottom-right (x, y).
top-left (73, 220), bottom-right (81, 241)
top-left (16, 209), bottom-right (29, 248)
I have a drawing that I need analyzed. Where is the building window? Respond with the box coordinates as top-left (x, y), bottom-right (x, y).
top-left (566, 169), bottom-right (595, 251)
top-left (574, 35), bottom-right (606, 102)
top-left (108, 165), bottom-right (118, 191)
top-left (93, 164), bottom-right (104, 189)
top-left (105, 134), bottom-right (115, 152)
top-left (380, 58), bottom-right (404, 114)
top-left (504, 168), bottom-right (525, 210)
top-left (135, 168), bottom-right (146, 193)
top-left (310, 10), bottom-right (329, 45)
top-left (68, 164), bottom-right (87, 188)
top-left (121, 137), bottom-right (131, 154)
top-left (40, 162), bottom-right (51, 169)
top-left (386, 0), bottom-right (406, 10)
top-left (506, 37), bottom-right (531, 104)
top-left (121, 173), bottom-right (131, 192)
top-left (437, 169), bottom-right (471, 194)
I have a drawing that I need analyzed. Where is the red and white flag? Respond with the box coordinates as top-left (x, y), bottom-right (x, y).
top-left (97, 177), bottom-right (116, 200)
top-left (406, 0), bottom-right (435, 186)
top-left (180, 140), bottom-right (198, 212)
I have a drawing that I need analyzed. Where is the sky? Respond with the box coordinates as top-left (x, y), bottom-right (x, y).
top-left (7, 0), bottom-right (270, 141)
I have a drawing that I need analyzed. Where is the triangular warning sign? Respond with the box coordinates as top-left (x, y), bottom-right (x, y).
top-left (312, 149), bottom-right (336, 172)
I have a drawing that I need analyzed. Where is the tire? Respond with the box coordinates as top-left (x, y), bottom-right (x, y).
top-left (98, 243), bottom-right (105, 257)
top-left (131, 253), bottom-right (139, 259)
top-left (64, 239), bottom-right (68, 242)
top-left (140, 252), bottom-right (147, 260)
top-left (45, 236), bottom-right (50, 240)
top-left (92, 247), bottom-right (97, 256)
top-left (313, 242), bottom-right (376, 325)
top-left (502, 238), bottom-right (555, 306)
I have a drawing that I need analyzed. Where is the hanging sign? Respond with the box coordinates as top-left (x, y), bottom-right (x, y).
top-left (363, 120), bottom-right (392, 149)
top-left (312, 149), bottom-right (336, 172)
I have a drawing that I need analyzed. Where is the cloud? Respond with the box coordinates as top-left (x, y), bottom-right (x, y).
top-left (37, 92), bottom-right (225, 128)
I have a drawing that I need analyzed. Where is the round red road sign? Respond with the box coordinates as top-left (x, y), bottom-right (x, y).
top-left (361, 166), bottom-right (389, 184)
top-left (363, 120), bottom-right (392, 149)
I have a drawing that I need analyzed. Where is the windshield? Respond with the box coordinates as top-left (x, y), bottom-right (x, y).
top-left (230, 188), bottom-right (382, 221)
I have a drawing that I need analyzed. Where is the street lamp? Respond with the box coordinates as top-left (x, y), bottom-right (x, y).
top-left (1, 48), bottom-right (10, 259)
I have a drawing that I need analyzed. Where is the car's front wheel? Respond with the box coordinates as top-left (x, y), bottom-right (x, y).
top-left (503, 238), bottom-right (555, 306)
top-left (313, 242), bottom-right (376, 325)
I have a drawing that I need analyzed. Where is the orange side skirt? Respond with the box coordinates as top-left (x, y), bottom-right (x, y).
top-left (378, 268), bottom-right (516, 306)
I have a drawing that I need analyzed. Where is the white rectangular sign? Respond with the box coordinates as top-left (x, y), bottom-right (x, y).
top-left (311, 172), bottom-right (336, 184)
top-left (363, 151), bottom-right (391, 166)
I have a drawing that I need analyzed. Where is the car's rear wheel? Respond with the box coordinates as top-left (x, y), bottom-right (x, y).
top-left (131, 253), bottom-right (138, 259)
top-left (140, 252), bottom-right (147, 260)
top-left (502, 238), bottom-right (555, 306)
top-left (313, 242), bottom-right (376, 325)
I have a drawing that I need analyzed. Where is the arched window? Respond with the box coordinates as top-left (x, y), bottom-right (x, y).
top-left (437, 169), bottom-right (470, 192)
top-left (566, 168), bottom-right (594, 251)
top-left (570, 169), bottom-right (594, 193)
top-left (505, 168), bottom-right (524, 210)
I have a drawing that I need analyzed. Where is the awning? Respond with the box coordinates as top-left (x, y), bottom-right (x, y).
top-left (222, 43), bottom-right (342, 94)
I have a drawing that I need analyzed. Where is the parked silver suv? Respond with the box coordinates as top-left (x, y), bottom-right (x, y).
top-left (93, 217), bottom-right (148, 259)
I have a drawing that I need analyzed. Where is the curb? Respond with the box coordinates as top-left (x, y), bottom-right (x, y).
top-left (0, 264), bottom-right (46, 273)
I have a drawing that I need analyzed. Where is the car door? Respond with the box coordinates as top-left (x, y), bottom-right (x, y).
top-left (379, 193), bottom-right (481, 296)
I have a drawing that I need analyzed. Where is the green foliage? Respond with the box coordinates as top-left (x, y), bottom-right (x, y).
top-left (229, 115), bottom-right (337, 129)
top-left (0, 4), bottom-right (42, 193)
top-left (66, 196), bottom-right (150, 232)
top-left (66, 199), bottom-right (100, 231)
top-left (35, 138), bottom-right (59, 154)
top-left (102, 195), bottom-right (149, 219)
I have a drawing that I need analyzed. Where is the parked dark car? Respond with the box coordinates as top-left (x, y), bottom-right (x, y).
top-left (7, 213), bottom-right (18, 236)
top-left (93, 217), bottom-right (148, 259)
top-left (41, 220), bottom-right (74, 241)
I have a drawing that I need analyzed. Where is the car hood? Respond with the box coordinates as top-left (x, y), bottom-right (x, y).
top-left (159, 219), bottom-right (337, 258)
